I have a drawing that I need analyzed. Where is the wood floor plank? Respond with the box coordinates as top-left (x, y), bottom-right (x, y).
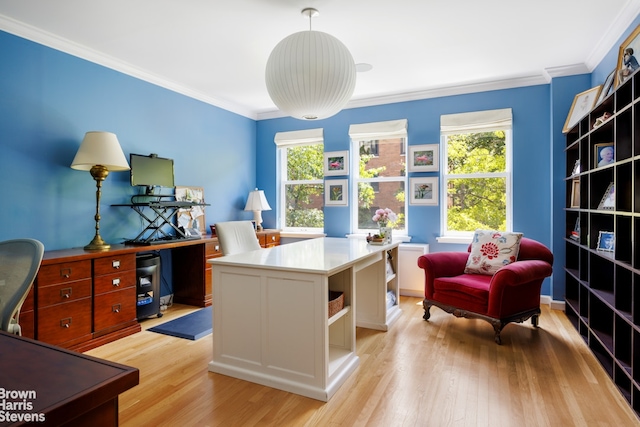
top-left (86, 297), bottom-right (640, 426)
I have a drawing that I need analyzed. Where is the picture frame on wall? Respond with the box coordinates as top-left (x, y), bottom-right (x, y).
top-left (593, 142), bottom-right (614, 168)
top-left (408, 144), bottom-right (439, 172)
top-left (596, 231), bottom-right (615, 252)
top-left (615, 23), bottom-right (640, 88)
top-left (597, 182), bottom-right (615, 210)
top-left (325, 179), bottom-right (348, 206)
top-left (409, 177), bottom-right (438, 205)
top-left (562, 86), bottom-right (602, 133)
top-left (323, 151), bottom-right (349, 176)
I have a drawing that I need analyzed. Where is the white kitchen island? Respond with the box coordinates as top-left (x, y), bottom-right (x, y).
top-left (207, 237), bottom-right (401, 401)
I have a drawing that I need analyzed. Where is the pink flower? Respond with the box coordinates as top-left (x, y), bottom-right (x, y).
top-left (480, 243), bottom-right (499, 260)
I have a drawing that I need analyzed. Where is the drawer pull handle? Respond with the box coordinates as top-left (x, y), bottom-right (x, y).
top-left (215, 245), bottom-right (219, 251)
top-left (112, 260), bottom-right (121, 269)
top-left (271, 236), bottom-right (276, 241)
top-left (112, 278), bottom-right (120, 287)
top-left (60, 317), bottom-right (72, 328)
top-left (112, 304), bottom-right (121, 313)
top-left (60, 287), bottom-right (72, 299)
top-left (60, 268), bottom-right (72, 279)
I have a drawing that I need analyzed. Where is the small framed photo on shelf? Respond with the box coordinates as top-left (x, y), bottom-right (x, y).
top-left (596, 231), bottom-right (615, 252)
top-left (408, 144), bottom-right (439, 172)
top-left (409, 177), bottom-right (438, 205)
top-left (593, 142), bottom-right (614, 168)
top-left (324, 151), bottom-right (349, 176)
top-left (615, 23), bottom-right (640, 88)
top-left (324, 179), bottom-right (348, 206)
top-left (563, 86), bottom-right (602, 133)
top-left (597, 182), bottom-right (615, 210)
top-left (570, 179), bottom-right (580, 208)
top-left (596, 69), bottom-right (616, 105)
top-left (570, 159), bottom-right (580, 177)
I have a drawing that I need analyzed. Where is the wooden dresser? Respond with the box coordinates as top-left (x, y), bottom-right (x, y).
top-left (20, 230), bottom-right (279, 352)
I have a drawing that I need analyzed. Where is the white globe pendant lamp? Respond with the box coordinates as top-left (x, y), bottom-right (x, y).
top-left (265, 8), bottom-right (356, 120)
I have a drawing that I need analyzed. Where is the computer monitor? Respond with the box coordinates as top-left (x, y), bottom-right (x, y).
top-left (130, 153), bottom-right (175, 192)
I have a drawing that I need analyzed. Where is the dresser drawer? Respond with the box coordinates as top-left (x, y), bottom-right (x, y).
top-left (94, 287), bottom-right (136, 332)
top-left (38, 260), bottom-right (91, 286)
top-left (265, 232), bottom-right (280, 247)
top-left (38, 278), bottom-right (92, 307)
top-left (94, 270), bottom-right (136, 295)
top-left (205, 241), bottom-right (222, 258)
top-left (37, 298), bottom-right (92, 345)
top-left (94, 254), bottom-right (136, 276)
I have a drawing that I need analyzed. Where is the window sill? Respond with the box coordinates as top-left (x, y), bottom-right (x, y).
top-left (436, 236), bottom-right (472, 245)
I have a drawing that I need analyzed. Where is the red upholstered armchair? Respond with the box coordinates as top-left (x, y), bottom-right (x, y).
top-left (417, 237), bottom-right (553, 344)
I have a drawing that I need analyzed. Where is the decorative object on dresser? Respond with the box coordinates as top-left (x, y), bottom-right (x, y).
top-left (417, 235), bottom-right (553, 344)
top-left (70, 131), bottom-right (130, 250)
top-left (244, 188), bottom-right (272, 231)
top-left (0, 239), bottom-right (44, 335)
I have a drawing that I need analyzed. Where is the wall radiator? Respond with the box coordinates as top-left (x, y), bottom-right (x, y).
top-left (398, 243), bottom-right (429, 297)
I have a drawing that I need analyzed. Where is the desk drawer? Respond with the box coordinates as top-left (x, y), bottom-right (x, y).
top-left (94, 254), bottom-right (136, 276)
top-left (94, 287), bottom-right (136, 332)
top-left (38, 260), bottom-right (91, 286)
top-left (38, 278), bottom-right (92, 307)
top-left (37, 298), bottom-right (92, 345)
top-left (94, 270), bottom-right (136, 295)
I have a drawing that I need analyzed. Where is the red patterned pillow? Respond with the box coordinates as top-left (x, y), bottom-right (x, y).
top-left (464, 230), bottom-right (523, 275)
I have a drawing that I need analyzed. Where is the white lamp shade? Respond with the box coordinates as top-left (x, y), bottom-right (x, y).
top-left (265, 30), bottom-right (356, 120)
top-left (244, 189), bottom-right (272, 211)
top-left (70, 131), bottom-right (130, 171)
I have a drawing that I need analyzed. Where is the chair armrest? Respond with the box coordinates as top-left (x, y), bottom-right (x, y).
top-left (487, 260), bottom-right (553, 318)
top-left (417, 252), bottom-right (469, 298)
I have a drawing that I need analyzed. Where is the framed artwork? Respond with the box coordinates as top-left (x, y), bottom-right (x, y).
top-left (175, 186), bottom-right (206, 234)
top-left (570, 179), bottom-right (580, 208)
top-left (597, 182), bottom-right (615, 210)
top-left (324, 151), bottom-right (349, 176)
top-left (596, 231), bottom-right (615, 252)
top-left (594, 142), bottom-right (614, 168)
top-left (615, 23), bottom-right (640, 88)
top-left (409, 177), bottom-right (438, 205)
top-left (563, 86), bottom-right (602, 133)
top-left (408, 144), bottom-right (439, 172)
top-left (570, 159), bottom-right (580, 177)
top-left (325, 179), bottom-right (348, 206)
top-left (596, 69), bottom-right (616, 105)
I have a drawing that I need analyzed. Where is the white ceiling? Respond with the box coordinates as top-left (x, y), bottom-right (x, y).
top-left (1, 0), bottom-right (639, 120)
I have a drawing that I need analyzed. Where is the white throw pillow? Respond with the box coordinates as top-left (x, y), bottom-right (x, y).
top-left (464, 230), bottom-right (523, 275)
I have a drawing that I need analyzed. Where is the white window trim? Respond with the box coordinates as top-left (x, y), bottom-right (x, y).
top-left (275, 128), bottom-right (324, 232)
top-left (349, 119), bottom-right (408, 236)
top-left (439, 109), bottom-right (513, 238)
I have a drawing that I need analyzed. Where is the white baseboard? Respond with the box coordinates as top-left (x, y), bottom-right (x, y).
top-left (541, 295), bottom-right (565, 311)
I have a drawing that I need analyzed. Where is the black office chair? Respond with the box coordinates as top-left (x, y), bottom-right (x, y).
top-left (0, 238), bottom-right (45, 335)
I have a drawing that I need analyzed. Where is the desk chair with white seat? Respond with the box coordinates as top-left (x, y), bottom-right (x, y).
top-left (215, 221), bottom-right (261, 255)
top-left (0, 238), bottom-right (45, 335)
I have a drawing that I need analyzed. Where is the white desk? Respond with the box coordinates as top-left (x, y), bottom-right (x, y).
top-left (207, 237), bottom-right (401, 401)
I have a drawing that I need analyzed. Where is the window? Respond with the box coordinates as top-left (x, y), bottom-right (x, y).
top-left (275, 129), bottom-right (324, 232)
top-left (440, 109), bottom-right (512, 237)
top-left (349, 120), bottom-right (408, 234)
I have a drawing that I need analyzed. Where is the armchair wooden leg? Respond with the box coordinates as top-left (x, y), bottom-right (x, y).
top-left (491, 321), bottom-right (504, 345)
top-left (423, 300), bottom-right (431, 321)
top-left (531, 314), bottom-right (539, 328)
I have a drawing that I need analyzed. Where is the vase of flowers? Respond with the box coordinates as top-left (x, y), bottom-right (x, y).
top-left (372, 208), bottom-right (397, 244)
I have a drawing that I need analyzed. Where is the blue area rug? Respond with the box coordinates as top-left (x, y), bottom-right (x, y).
top-left (149, 306), bottom-right (212, 340)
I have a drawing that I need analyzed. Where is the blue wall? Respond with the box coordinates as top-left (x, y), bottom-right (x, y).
top-left (2, 13), bottom-right (639, 300)
top-left (0, 30), bottom-right (257, 251)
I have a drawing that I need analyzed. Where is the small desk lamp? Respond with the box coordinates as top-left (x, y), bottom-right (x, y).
top-left (244, 188), bottom-right (271, 231)
top-left (71, 131), bottom-right (130, 250)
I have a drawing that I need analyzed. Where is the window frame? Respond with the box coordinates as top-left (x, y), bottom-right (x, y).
top-left (275, 129), bottom-right (325, 233)
top-left (440, 124), bottom-right (513, 240)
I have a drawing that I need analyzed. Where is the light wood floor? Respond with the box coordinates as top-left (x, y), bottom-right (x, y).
top-left (86, 297), bottom-right (640, 426)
